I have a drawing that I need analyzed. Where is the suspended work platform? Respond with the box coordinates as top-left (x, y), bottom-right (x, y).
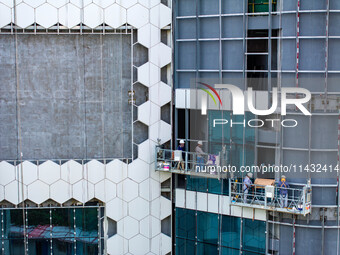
top-left (155, 146), bottom-right (312, 215)
top-left (229, 180), bottom-right (312, 216)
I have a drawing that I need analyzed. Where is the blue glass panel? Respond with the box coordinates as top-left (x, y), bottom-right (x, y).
top-left (208, 179), bottom-right (222, 194)
top-left (176, 208), bottom-right (196, 240)
top-left (197, 242), bottom-right (219, 255)
top-left (176, 237), bottom-right (196, 255)
top-left (221, 247), bottom-right (241, 255)
top-left (187, 176), bottom-right (207, 193)
top-left (75, 208), bottom-right (98, 237)
top-left (197, 211), bottom-right (218, 245)
top-left (222, 179), bottom-right (229, 195)
top-left (221, 215), bottom-right (241, 250)
top-left (242, 219), bottom-right (266, 254)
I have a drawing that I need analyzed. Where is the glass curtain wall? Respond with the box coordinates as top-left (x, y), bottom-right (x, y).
top-left (0, 207), bottom-right (103, 255)
top-left (175, 208), bottom-right (266, 255)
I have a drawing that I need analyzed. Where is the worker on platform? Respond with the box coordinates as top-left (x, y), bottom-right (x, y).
top-left (176, 140), bottom-right (185, 169)
top-left (243, 172), bottom-right (253, 203)
top-left (195, 141), bottom-right (205, 172)
top-left (278, 175), bottom-right (289, 208)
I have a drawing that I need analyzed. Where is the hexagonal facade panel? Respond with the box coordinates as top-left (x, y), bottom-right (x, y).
top-left (15, 3), bottom-right (34, 28)
top-left (138, 0), bottom-right (160, 8)
top-left (83, 3), bottom-right (104, 28)
top-left (150, 43), bottom-right (171, 68)
top-left (47, 0), bottom-right (68, 8)
top-left (138, 24), bottom-right (160, 48)
top-left (19, 161), bottom-right (38, 185)
top-left (4, 180), bottom-right (26, 205)
top-left (28, 180), bottom-right (49, 205)
top-left (149, 82), bottom-right (171, 107)
top-left (117, 216), bottom-right (139, 239)
top-left (106, 159), bottom-right (128, 184)
top-left (107, 197), bottom-right (128, 221)
top-left (87, 160), bottom-right (105, 184)
top-left (72, 180), bottom-right (94, 203)
top-left (94, 179), bottom-right (117, 202)
top-left (149, 120), bottom-right (171, 144)
top-left (138, 101), bottom-right (160, 126)
top-left (0, 3), bottom-right (11, 28)
top-left (116, 0), bottom-right (137, 9)
top-left (128, 159), bottom-right (149, 183)
top-left (36, 3), bottom-right (58, 28)
top-left (107, 235), bottom-right (128, 255)
top-left (0, 161), bottom-right (15, 186)
top-left (138, 139), bottom-right (157, 164)
top-left (128, 197), bottom-right (149, 220)
top-left (93, 0), bottom-right (114, 8)
top-left (138, 63), bottom-right (160, 87)
top-left (140, 216), bottom-right (160, 238)
top-left (150, 4), bottom-right (171, 28)
top-left (61, 160), bottom-right (83, 184)
top-left (59, 3), bottom-right (81, 28)
top-left (151, 234), bottom-right (171, 255)
top-left (0, 185), bottom-right (4, 202)
top-left (50, 180), bottom-right (71, 204)
top-left (129, 235), bottom-right (150, 254)
top-left (1, 0), bottom-right (14, 8)
top-left (117, 179), bottom-right (138, 202)
top-left (127, 4), bottom-right (148, 29)
top-left (39, 160), bottom-right (60, 185)
top-left (104, 3), bottom-right (126, 28)
top-left (24, 0), bottom-right (45, 8)
top-left (70, 0), bottom-right (92, 8)
top-left (151, 196), bottom-right (171, 220)
top-left (139, 178), bottom-right (160, 201)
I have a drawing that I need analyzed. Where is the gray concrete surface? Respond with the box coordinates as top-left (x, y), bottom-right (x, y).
top-left (0, 34), bottom-right (135, 160)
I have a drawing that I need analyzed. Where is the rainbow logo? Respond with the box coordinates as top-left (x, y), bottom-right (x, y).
top-left (198, 82), bottom-right (223, 106)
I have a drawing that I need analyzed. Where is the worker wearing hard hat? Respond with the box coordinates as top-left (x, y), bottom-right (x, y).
top-left (243, 172), bottom-right (253, 203)
top-left (278, 175), bottom-right (289, 208)
top-left (177, 140), bottom-right (185, 169)
top-left (195, 141), bottom-right (205, 172)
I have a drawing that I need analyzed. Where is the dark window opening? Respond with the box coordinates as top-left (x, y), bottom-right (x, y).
top-left (248, 0), bottom-right (277, 13)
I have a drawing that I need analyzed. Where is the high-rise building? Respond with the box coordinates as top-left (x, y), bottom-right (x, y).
top-left (0, 1), bottom-right (172, 254)
top-left (171, 0), bottom-right (340, 254)
top-left (1, 0), bottom-right (340, 255)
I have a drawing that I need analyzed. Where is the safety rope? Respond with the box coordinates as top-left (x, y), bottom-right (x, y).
top-left (12, 0), bottom-right (27, 253)
top-left (295, 0), bottom-right (300, 88)
top-left (337, 112), bottom-right (340, 255)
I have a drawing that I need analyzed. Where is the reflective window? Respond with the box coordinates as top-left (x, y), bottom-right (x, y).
top-left (186, 176), bottom-right (229, 196)
top-left (197, 211), bottom-right (218, 245)
top-left (176, 208), bottom-right (196, 240)
top-left (0, 207), bottom-right (103, 255)
top-left (242, 218), bottom-right (266, 254)
top-left (176, 237), bottom-right (196, 255)
top-left (221, 215), bottom-right (240, 250)
top-left (175, 208), bottom-right (266, 255)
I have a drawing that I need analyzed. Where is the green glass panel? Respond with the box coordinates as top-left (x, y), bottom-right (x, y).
top-left (197, 211), bottom-right (218, 245)
top-left (221, 247), bottom-right (241, 255)
top-left (52, 208), bottom-right (75, 238)
top-left (75, 208), bottom-right (98, 238)
top-left (207, 179), bottom-right (222, 194)
top-left (221, 215), bottom-right (241, 250)
top-left (187, 176), bottom-right (207, 193)
top-left (242, 219), bottom-right (266, 254)
top-left (176, 237), bottom-right (196, 255)
top-left (197, 242), bottom-right (219, 255)
top-left (222, 179), bottom-right (229, 195)
top-left (176, 208), bottom-right (196, 240)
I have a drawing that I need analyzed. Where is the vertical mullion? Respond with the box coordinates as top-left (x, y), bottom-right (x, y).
top-left (268, 0), bottom-right (272, 93)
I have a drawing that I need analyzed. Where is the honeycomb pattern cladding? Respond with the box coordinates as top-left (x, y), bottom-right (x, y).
top-left (0, 1), bottom-right (172, 254)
